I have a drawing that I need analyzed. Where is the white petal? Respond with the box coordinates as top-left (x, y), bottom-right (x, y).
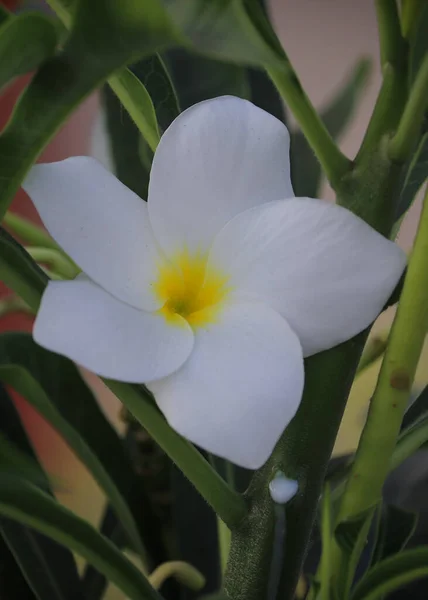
top-left (148, 303), bottom-right (304, 469)
top-left (148, 96), bottom-right (293, 258)
top-left (208, 198), bottom-right (406, 356)
top-left (34, 278), bottom-right (194, 382)
top-left (23, 157), bottom-right (163, 311)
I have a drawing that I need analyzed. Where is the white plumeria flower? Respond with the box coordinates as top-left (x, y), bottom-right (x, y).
top-left (23, 96), bottom-right (406, 469)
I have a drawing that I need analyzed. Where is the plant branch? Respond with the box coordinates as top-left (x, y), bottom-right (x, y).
top-left (389, 53), bottom-right (428, 162)
top-left (267, 63), bottom-right (351, 188)
top-left (356, 1), bottom-right (407, 161)
top-left (375, 0), bottom-right (406, 70)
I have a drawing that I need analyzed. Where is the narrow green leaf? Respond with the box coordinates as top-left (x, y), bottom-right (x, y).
top-left (370, 504), bottom-right (417, 566)
top-left (0, 434), bottom-right (50, 489)
top-left (102, 83), bottom-right (151, 200)
top-left (109, 69), bottom-right (160, 152)
top-left (319, 485), bottom-right (333, 600)
top-left (0, 333), bottom-right (144, 558)
top-left (134, 55), bottom-right (180, 132)
top-left (351, 547), bottom-right (428, 600)
top-left (391, 414), bottom-right (428, 472)
top-left (395, 131), bottom-right (428, 223)
top-left (401, 385), bottom-right (428, 430)
top-left (291, 59), bottom-right (371, 197)
top-left (334, 507), bottom-right (376, 597)
top-left (0, 384), bottom-right (84, 600)
top-left (0, 227), bottom-right (48, 311)
top-left (0, 476), bottom-right (160, 600)
top-left (0, 13), bottom-right (58, 90)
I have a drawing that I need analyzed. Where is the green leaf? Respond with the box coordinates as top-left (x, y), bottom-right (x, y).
top-left (391, 412), bottom-right (428, 472)
top-left (291, 58), bottom-right (371, 197)
top-left (0, 475), bottom-right (160, 600)
top-left (248, 67), bottom-right (286, 123)
top-left (334, 507), bottom-right (376, 597)
top-left (370, 504), bottom-right (417, 566)
top-left (0, 0), bottom-right (177, 219)
top-left (0, 227), bottom-right (48, 311)
top-left (0, 433), bottom-right (50, 489)
top-left (134, 55), bottom-right (180, 132)
top-left (102, 83), bottom-right (152, 201)
top-left (351, 547), bottom-right (428, 600)
top-left (0, 384), bottom-right (84, 600)
top-left (0, 13), bottom-right (59, 91)
top-left (401, 384), bottom-right (428, 430)
top-left (0, 332), bottom-right (144, 558)
top-left (395, 131), bottom-right (428, 223)
top-left (162, 0), bottom-right (283, 67)
top-left (108, 68), bottom-right (161, 152)
top-left (165, 48), bottom-right (250, 108)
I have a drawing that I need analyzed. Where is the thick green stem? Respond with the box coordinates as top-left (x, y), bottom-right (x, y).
top-left (389, 53), bottom-right (428, 162)
top-left (339, 186), bottom-right (428, 519)
top-left (268, 64), bottom-right (351, 188)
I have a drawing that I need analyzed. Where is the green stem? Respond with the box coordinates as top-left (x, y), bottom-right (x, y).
top-left (357, 1), bottom-right (407, 162)
top-left (148, 561), bottom-right (205, 591)
top-left (339, 185), bottom-right (428, 520)
top-left (218, 517), bottom-right (231, 575)
top-left (389, 53), bottom-right (428, 162)
top-left (3, 212), bottom-right (60, 251)
top-left (105, 381), bottom-right (247, 529)
top-left (375, 0), bottom-right (406, 69)
top-left (26, 247), bottom-right (80, 280)
top-left (0, 295), bottom-right (32, 317)
top-left (267, 64), bottom-right (351, 188)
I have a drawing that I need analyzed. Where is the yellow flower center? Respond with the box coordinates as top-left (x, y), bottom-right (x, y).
top-left (154, 249), bottom-right (230, 327)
